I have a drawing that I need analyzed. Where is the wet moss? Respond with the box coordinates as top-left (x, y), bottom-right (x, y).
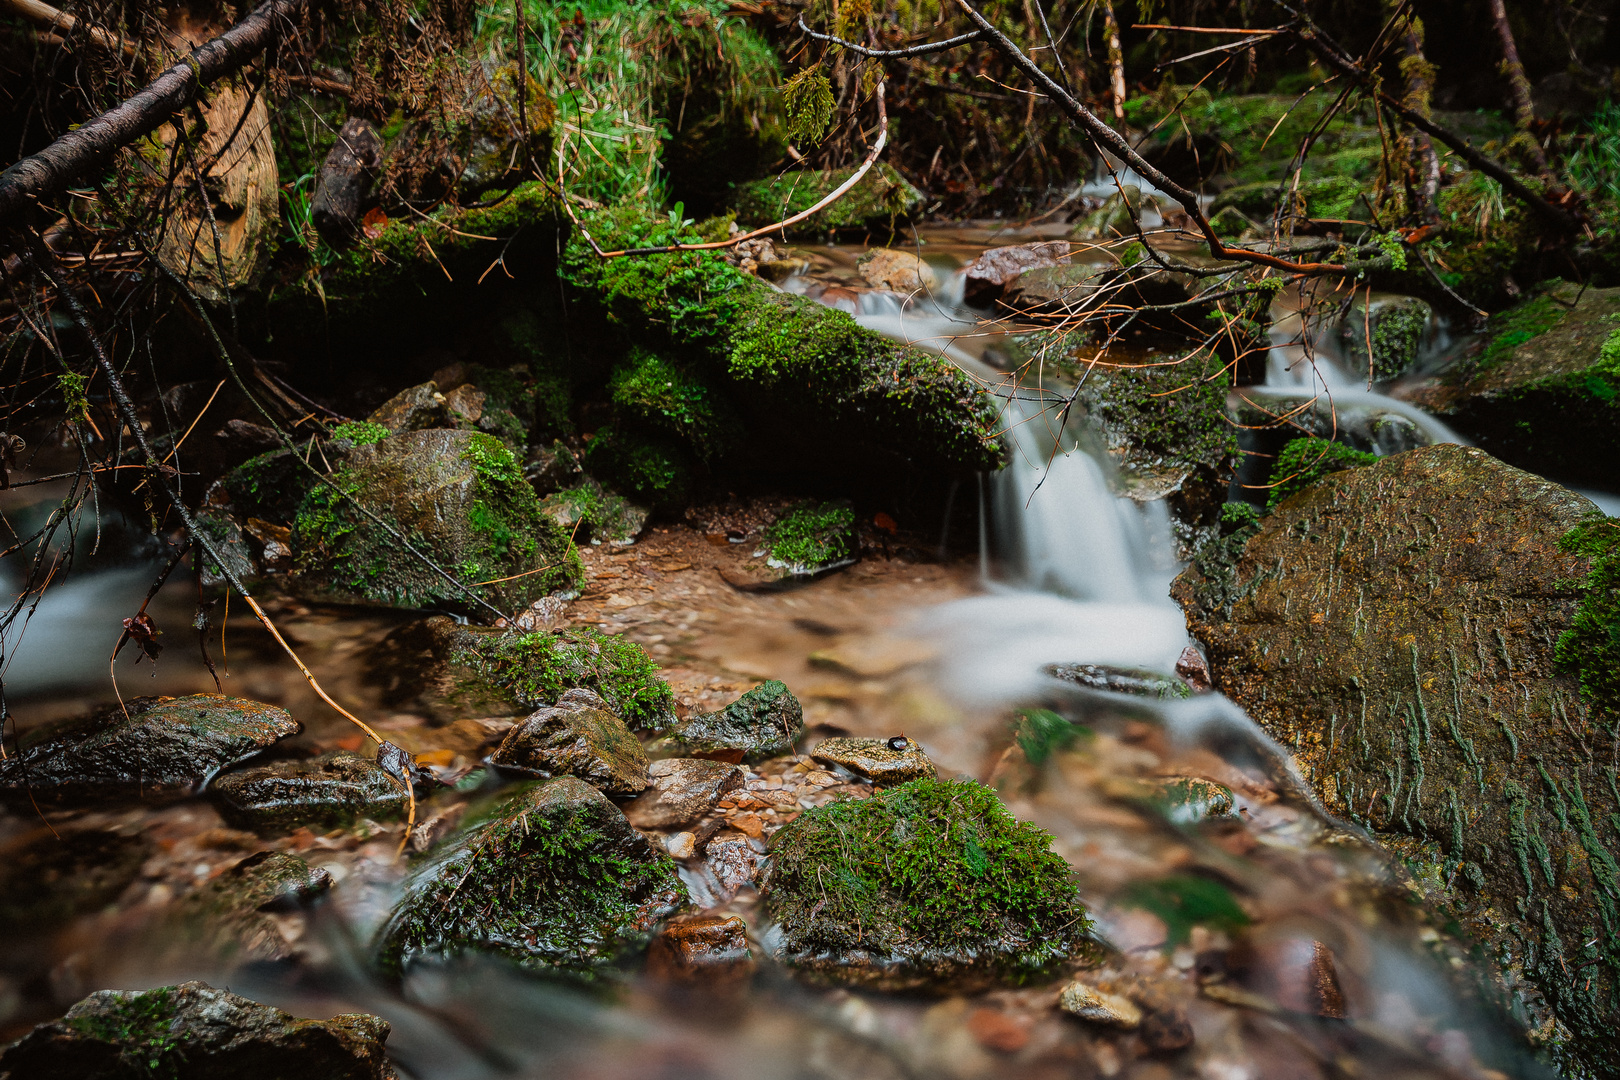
top-left (763, 500), bottom-right (855, 572)
top-left (330, 420), bottom-right (391, 447)
top-left (583, 426), bottom-right (692, 509)
top-left (763, 777), bottom-right (1090, 990)
top-left (374, 777), bottom-right (686, 982)
top-left (450, 626), bottom-right (676, 733)
top-left (729, 163), bottom-right (923, 238)
top-left (1555, 514), bottom-right (1620, 719)
top-left (66, 986), bottom-right (182, 1074)
top-left (608, 348), bottom-right (739, 462)
top-left (1267, 437), bottom-right (1378, 507)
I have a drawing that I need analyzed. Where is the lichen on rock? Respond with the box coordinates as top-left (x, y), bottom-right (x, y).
top-left (373, 776), bottom-right (686, 981)
top-left (761, 777), bottom-right (1090, 991)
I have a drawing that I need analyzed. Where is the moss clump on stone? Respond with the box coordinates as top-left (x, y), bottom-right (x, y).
top-left (764, 500), bottom-right (855, 572)
top-left (373, 777), bottom-right (686, 982)
top-left (608, 348), bottom-right (739, 462)
top-left (1267, 437), bottom-right (1377, 507)
top-left (451, 626), bottom-right (676, 732)
top-left (1474, 293), bottom-right (1568, 375)
top-left (329, 421), bottom-right (390, 447)
top-left (762, 777), bottom-right (1090, 990)
top-left (730, 163), bottom-right (923, 237)
top-left (1555, 513), bottom-right (1620, 718)
top-left (583, 425), bottom-right (692, 508)
top-left (1340, 295), bottom-right (1432, 382)
top-left (540, 479), bottom-right (647, 545)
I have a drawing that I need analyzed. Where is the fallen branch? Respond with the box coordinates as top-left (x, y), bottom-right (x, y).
top-left (1, 0), bottom-right (136, 55)
top-left (574, 80), bottom-right (888, 259)
top-left (0, 0), bottom-right (305, 225)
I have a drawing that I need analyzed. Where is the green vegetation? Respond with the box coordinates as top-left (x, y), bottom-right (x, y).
top-left (730, 163), bottom-right (923, 236)
top-left (764, 500), bottom-right (856, 572)
top-left (1078, 351), bottom-right (1240, 481)
top-left (330, 420), bottom-right (391, 446)
top-left (607, 349), bottom-right (739, 461)
top-left (1267, 437), bottom-right (1378, 507)
top-left (67, 986), bottom-right (184, 1077)
top-left (1555, 514), bottom-right (1620, 719)
top-left (763, 778), bottom-right (1090, 985)
top-left (450, 626), bottom-right (676, 731)
top-left (584, 426), bottom-right (692, 507)
top-left (1121, 875), bottom-right (1250, 947)
top-left (1474, 293), bottom-right (1568, 375)
top-left (1013, 708), bottom-right (1092, 766)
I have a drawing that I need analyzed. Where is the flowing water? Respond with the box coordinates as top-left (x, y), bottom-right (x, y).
top-left (0, 228), bottom-right (1562, 1078)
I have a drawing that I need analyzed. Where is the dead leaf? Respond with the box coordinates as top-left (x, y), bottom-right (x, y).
top-left (362, 206), bottom-right (389, 239)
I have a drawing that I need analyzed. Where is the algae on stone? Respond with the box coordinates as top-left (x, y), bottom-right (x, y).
top-left (1172, 444), bottom-right (1619, 1074)
top-left (762, 777), bottom-right (1089, 991)
top-left (373, 776), bottom-right (686, 981)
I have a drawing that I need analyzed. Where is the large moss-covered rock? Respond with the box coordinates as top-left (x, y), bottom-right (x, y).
top-left (373, 776), bottom-right (686, 981)
top-left (657, 679), bottom-right (803, 762)
top-left (761, 777), bottom-right (1089, 991)
top-left (0, 695), bottom-right (298, 807)
top-left (291, 428), bottom-right (583, 613)
top-left (1172, 444), bottom-right (1618, 1073)
top-left (1412, 282), bottom-right (1619, 486)
top-left (366, 616), bottom-right (675, 732)
top-left (1338, 294), bottom-right (1433, 383)
top-left (560, 205), bottom-right (1002, 478)
top-left (0, 982), bottom-right (394, 1080)
top-left (730, 163), bottom-right (923, 237)
top-left (212, 752), bottom-right (408, 832)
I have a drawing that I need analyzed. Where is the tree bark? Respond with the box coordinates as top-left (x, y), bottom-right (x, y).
top-left (1100, 0), bottom-right (1126, 121)
top-left (0, 0), bottom-right (305, 226)
top-left (311, 116), bottom-right (384, 241)
top-left (1392, 12), bottom-right (1441, 223)
top-left (1486, 0), bottom-right (1550, 172)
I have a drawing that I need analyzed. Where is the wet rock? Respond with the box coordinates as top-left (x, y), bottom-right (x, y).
top-left (374, 776), bottom-right (686, 980)
top-left (0, 981), bottom-right (394, 1079)
top-left (539, 478), bottom-right (648, 545)
top-left (623, 758), bottom-right (743, 828)
top-left (962, 241), bottom-right (1073, 307)
top-left (1146, 777), bottom-right (1235, 825)
top-left (999, 261), bottom-right (1113, 317)
top-left (168, 851), bottom-right (334, 963)
top-left (0, 829), bottom-right (152, 930)
top-left (1338, 294), bottom-right (1432, 383)
top-left (491, 688), bottom-right (649, 796)
top-left (444, 383), bottom-right (486, 424)
top-left (1172, 442), bottom-right (1616, 1073)
top-left (762, 778), bottom-right (1089, 991)
top-left (212, 751), bottom-right (408, 831)
top-left (1058, 980), bottom-right (1142, 1028)
top-left (1408, 281), bottom-right (1619, 485)
top-left (856, 248), bottom-right (938, 295)
top-left (705, 833), bottom-right (763, 901)
top-left (1224, 934), bottom-right (1347, 1018)
top-left (1045, 663), bottom-right (1189, 699)
top-left (1175, 646), bottom-right (1212, 692)
top-left (658, 680), bottom-right (804, 763)
top-left (645, 913), bottom-right (754, 987)
top-left (0, 695), bottom-right (298, 807)
top-left (366, 381), bottom-right (449, 433)
top-left (366, 615), bottom-right (676, 731)
top-left (292, 428), bottom-right (583, 613)
top-left (810, 736), bottom-right (936, 786)
top-left (1139, 1007), bottom-right (1194, 1053)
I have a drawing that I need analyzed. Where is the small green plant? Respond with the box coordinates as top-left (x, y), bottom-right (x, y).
top-left (1555, 513), bottom-right (1620, 719)
top-left (1567, 100), bottom-right (1620, 203)
top-left (1267, 437), bottom-right (1377, 506)
top-left (1014, 708), bottom-right (1092, 766)
top-left (783, 67), bottom-right (835, 145)
top-left (764, 500), bottom-right (856, 571)
top-left (330, 420), bottom-right (390, 446)
top-left (1376, 230), bottom-right (1408, 271)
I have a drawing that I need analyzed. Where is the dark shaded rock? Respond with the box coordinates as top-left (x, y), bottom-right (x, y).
top-left (623, 758), bottom-right (743, 828)
top-left (1139, 1007), bottom-right (1194, 1053)
top-left (810, 736), bottom-right (936, 787)
top-left (762, 778), bottom-right (1089, 991)
top-left (366, 616), bottom-right (675, 731)
top-left (0, 829), bottom-right (151, 930)
top-left (645, 913), bottom-right (755, 988)
top-left (0, 695), bottom-right (298, 807)
top-left (0, 981), bottom-right (393, 1079)
top-left (1405, 281), bottom-right (1619, 486)
top-left (168, 851), bottom-right (334, 963)
top-left (523, 439), bottom-right (584, 495)
top-left (658, 680), bottom-right (803, 763)
top-left (998, 261), bottom-right (1112, 318)
top-left (292, 428), bottom-right (584, 613)
top-left (374, 776), bottom-right (686, 980)
top-left (311, 116), bottom-right (384, 241)
top-left (366, 381), bottom-right (449, 433)
top-left (1045, 664), bottom-right (1189, 699)
top-left (963, 242), bottom-right (1073, 307)
top-left (491, 688), bottom-right (648, 796)
top-left (1172, 443), bottom-right (1616, 1074)
top-left (211, 751), bottom-right (407, 832)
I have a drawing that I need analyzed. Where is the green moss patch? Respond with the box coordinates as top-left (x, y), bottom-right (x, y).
top-left (1555, 514), bottom-right (1620, 719)
top-left (608, 348), bottom-right (739, 462)
top-left (1267, 437), bottom-right (1377, 507)
top-left (763, 777), bottom-right (1090, 990)
top-left (763, 500), bottom-right (855, 573)
top-left (730, 163), bottom-right (923, 237)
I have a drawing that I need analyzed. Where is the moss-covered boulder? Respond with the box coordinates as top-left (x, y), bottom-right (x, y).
top-left (291, 428), bottom-right (583, 613)
top-left (1171, 444), bottom-right (1618, 1073)
top-left (1338, 294), bottom-right (1432, 383)
top-left (0, 695), bottom-right (298, 807)
top-left (490, 687), bottom-right (649, 796)
top-left (211, 752), bottom-right (408, 832)
top-left (761, 500), bottom-right (857, 576)
top-left (1412, 282), bottom-right (1619, 486)
top-left (539, 479), bottom-right (648, 546)
top-left (366, 616), bottom-right (676, 732)
top-left (761, 777), bottom-right (1089, 991)
top-left (560, 205), bottom-right (1002, 480)
top-left (730, 163), bottom-right (923, 238)
top-left (0, 981), bottom-right (394, 1080)
top-left (656, 679), bottom-right (803, 763)
top-left (373, 776), bottom-right (686, 981)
